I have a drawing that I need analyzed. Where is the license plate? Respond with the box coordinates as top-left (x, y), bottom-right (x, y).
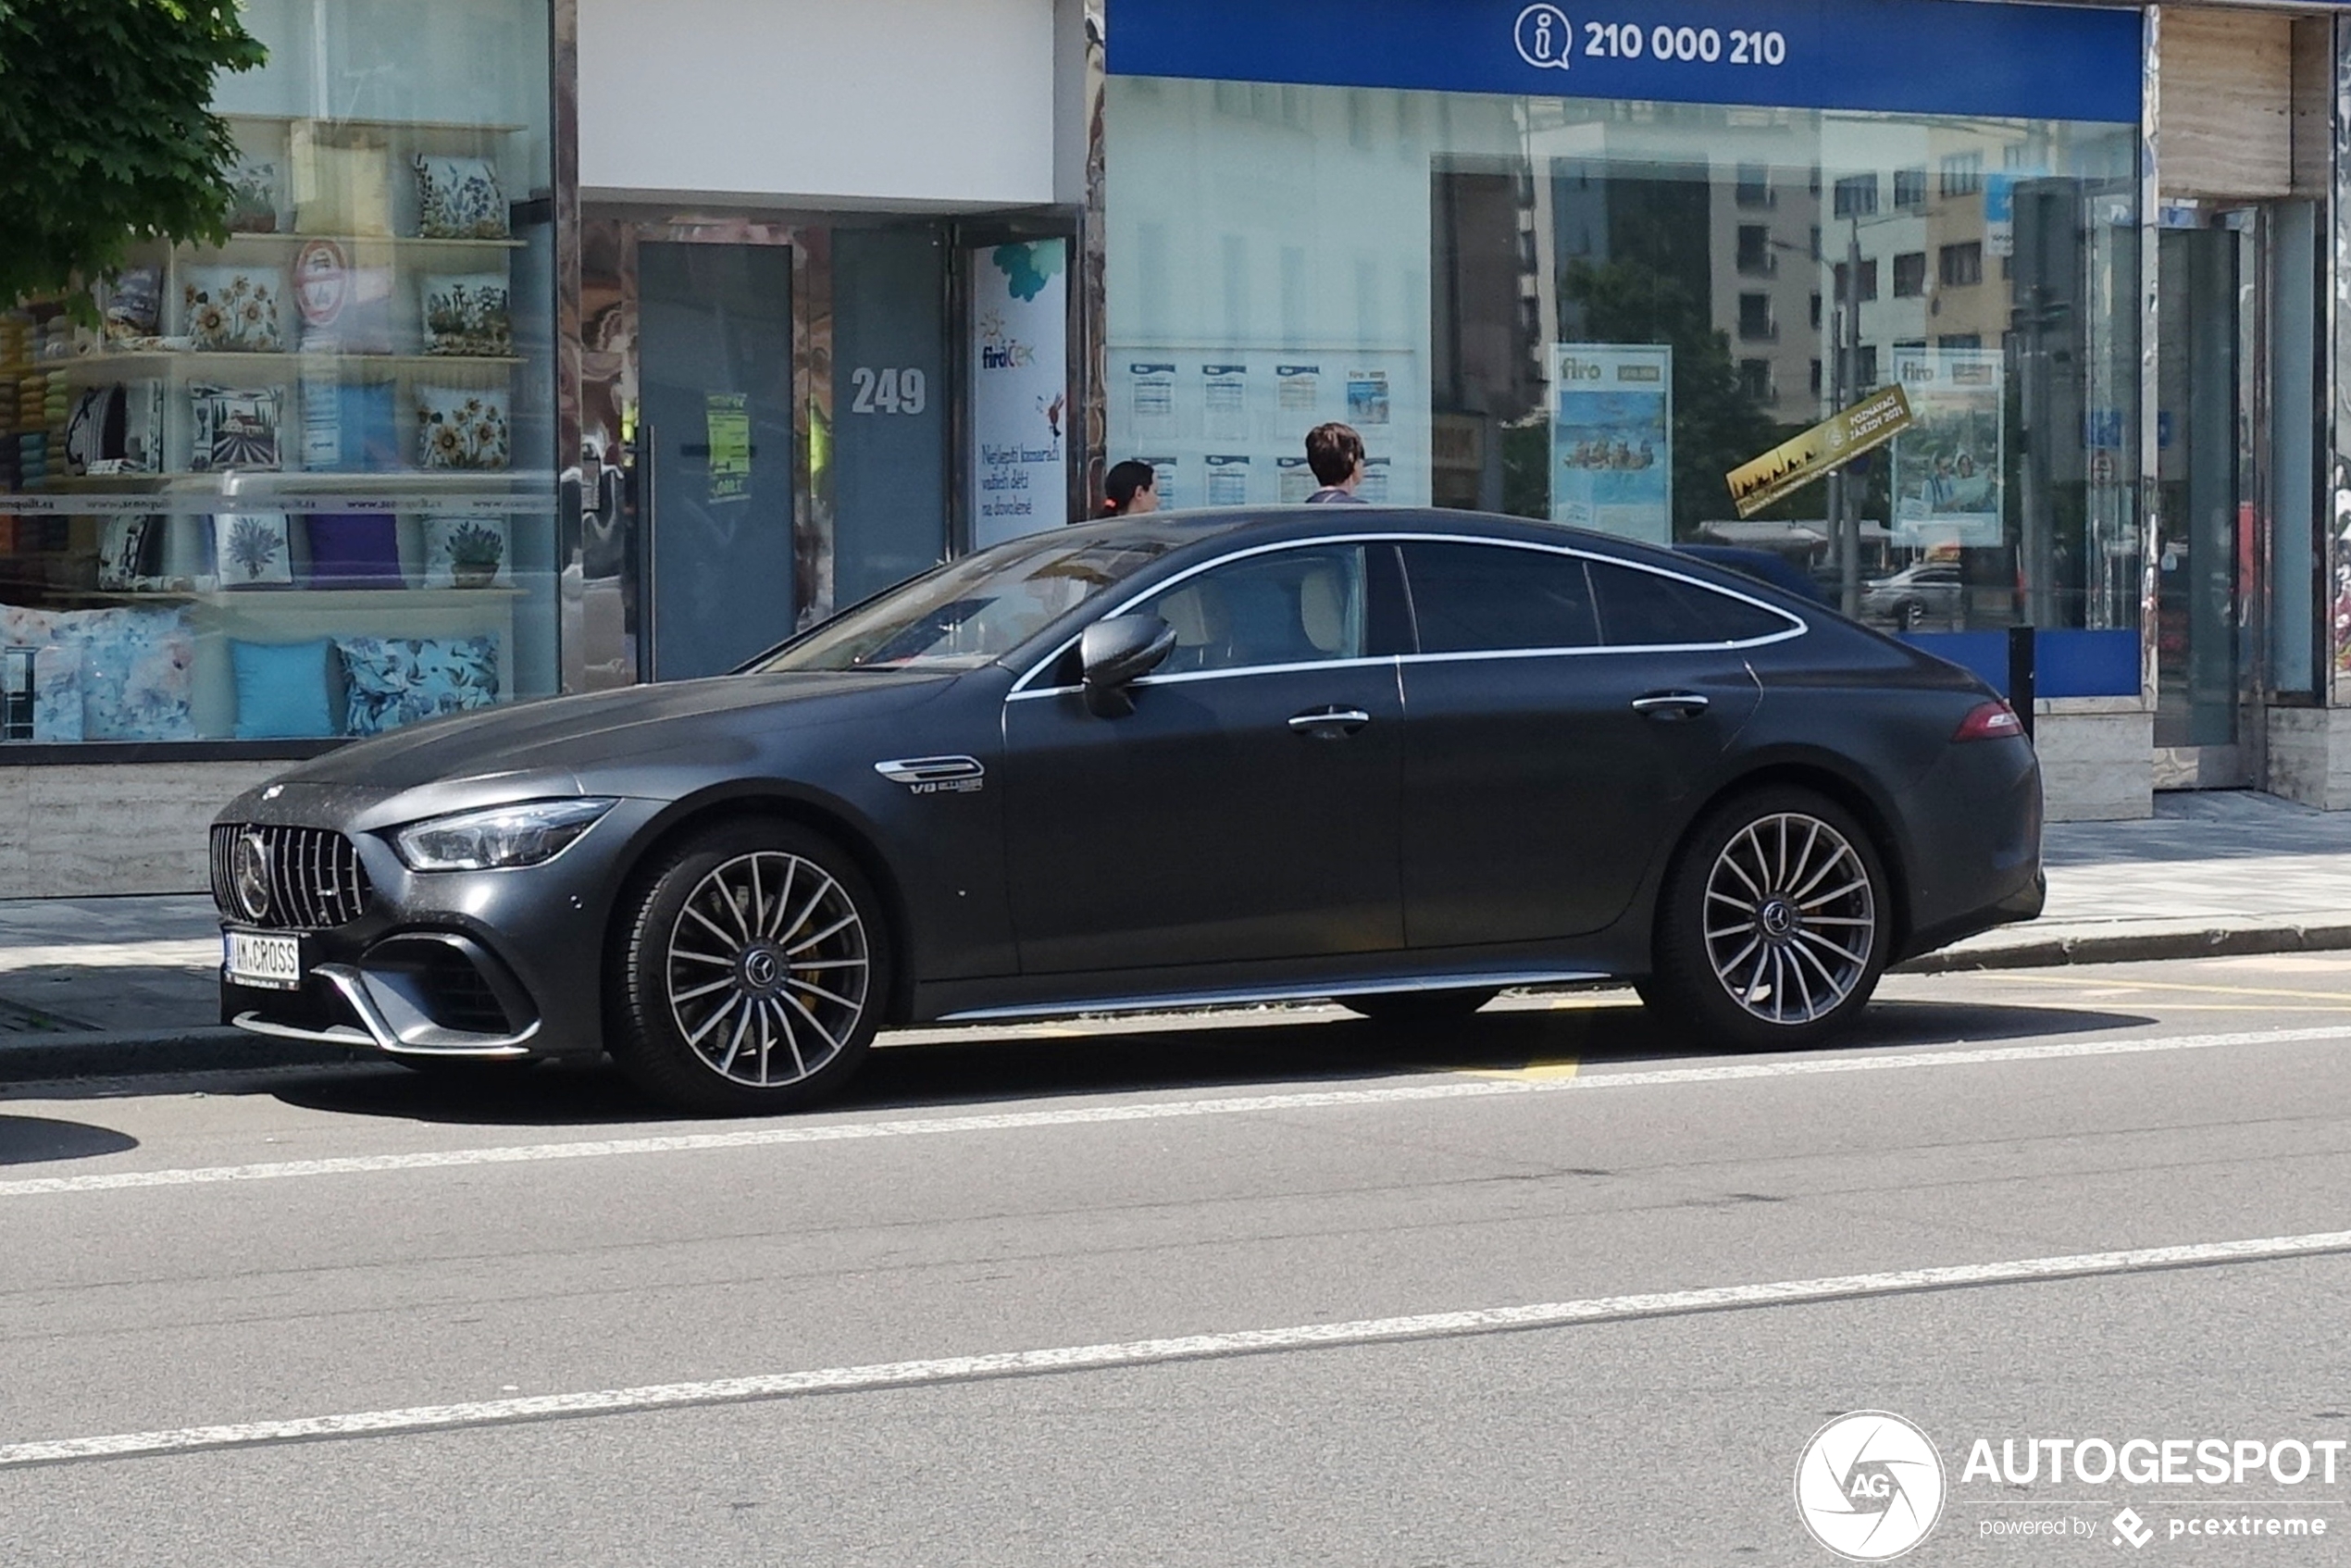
top-left (224, 929), bottom-right (302, 990)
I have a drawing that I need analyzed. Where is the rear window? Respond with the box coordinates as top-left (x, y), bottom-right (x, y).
top-left (1586, 560), bottom-right (1795, 646)
top-left (1399, 541), bottom-right (1599, 653)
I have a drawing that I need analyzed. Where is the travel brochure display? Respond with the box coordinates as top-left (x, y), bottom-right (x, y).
top-left (1549, 343), bottom-right (1672, 544)
top-left (1889, 347), bottom-right (2004, 547)
top-left (968, 239), bottom-right (1069, 548)
top-left (1113, 347), bottom-right (1423, 509)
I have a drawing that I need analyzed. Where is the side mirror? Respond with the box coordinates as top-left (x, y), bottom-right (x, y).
top-left (1079, 614), bottom-right (1176, 717)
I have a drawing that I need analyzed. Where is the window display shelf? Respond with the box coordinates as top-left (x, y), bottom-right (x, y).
top-left (95, 586), bottom-right (524, 607)
top-left (37, 352), bottom-right (520, 383)
top-left (220, 111), bottom-right (527, 137)
top-left (187, 232), bottom-right (528, 255)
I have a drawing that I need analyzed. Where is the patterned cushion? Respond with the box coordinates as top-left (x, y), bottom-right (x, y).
top-left (419, 272), bottom-right (512, 357)
top-left (336, 635), bottom-right (500, 736)
top-left (412, 155), bottom-right (507, 240)
top-left (180, 265), bottom-right (285, 352)
top-left (0, 604), bottom-right (196, 741)
top-left (416, 384), bottom-right (509, 470)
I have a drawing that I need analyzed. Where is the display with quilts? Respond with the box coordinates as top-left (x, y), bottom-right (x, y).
top-left (0, 112), bottom-right (534, 742)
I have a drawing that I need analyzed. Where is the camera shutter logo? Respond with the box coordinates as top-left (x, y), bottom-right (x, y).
top-left (1795, 1412), bottom-right (1946, 1561)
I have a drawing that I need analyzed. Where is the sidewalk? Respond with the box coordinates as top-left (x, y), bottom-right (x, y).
top-left (1, 790), bottom-right (2346, 1078)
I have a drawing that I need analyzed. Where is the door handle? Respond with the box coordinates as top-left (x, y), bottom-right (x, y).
top-left (1631, 691), bottom-right (1710, 719)
top-left (1288, 705), bottom-right (1372, 738)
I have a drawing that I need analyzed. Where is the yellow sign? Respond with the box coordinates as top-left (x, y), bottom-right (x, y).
top-left (705, 392), bottom-right (751, 503)
top-left (1725, 385), bottom-right (1914, 518)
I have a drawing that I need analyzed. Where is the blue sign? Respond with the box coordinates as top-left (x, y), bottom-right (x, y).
top-left (1112, 0), bottom-right (2143, 125)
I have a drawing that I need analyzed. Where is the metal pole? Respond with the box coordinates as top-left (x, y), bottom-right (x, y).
top-left (1839, 221), bottom-right (1864, 616)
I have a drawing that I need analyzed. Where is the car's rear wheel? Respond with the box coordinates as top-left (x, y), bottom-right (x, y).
top-left (609, 819), bottom-right (888, 1114)
top-left (1341, 989), bottom-right (1498, 1026)
top-left (1642, 788), bottom-right (1888, 1051)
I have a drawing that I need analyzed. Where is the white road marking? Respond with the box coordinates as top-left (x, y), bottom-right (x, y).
top-left (6, 1225), bottom-right (2347, 1469)
top-left (1, 1024), bottom-right (2340, 1201)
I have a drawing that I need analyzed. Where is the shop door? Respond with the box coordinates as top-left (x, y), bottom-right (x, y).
top-left (2153, 218), bottom-right (2257, 782)
top-left (638, 241), bottom-right (799, 680)
top-left (832, 229), bottom-right (950, 606)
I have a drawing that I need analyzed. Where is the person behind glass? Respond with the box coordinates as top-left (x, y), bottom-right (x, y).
top-left (1303, 421), bottom-right (1369, 503)
top-left (1100, 459), bottom-right (1159, 517)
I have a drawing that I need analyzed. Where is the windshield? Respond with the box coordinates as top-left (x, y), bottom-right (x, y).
top-left (754, 533), bottom-right (1177, 673)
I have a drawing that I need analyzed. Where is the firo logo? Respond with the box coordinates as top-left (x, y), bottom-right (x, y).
top-left (1796, 1412), bottom-right (1947, 1562)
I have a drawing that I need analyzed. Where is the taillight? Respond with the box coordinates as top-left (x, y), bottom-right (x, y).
top-left (1953, 700), bottom-right (2024, 741)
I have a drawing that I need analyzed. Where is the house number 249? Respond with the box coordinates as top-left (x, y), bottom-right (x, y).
top-left (848, 366), bottom-right (928, 415)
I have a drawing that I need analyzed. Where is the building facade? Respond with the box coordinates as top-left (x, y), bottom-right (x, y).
top-left (0, 0), bottom-right (2348, 895)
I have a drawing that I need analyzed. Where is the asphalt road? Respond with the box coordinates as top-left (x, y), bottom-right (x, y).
top-left (6, 955), bottom-right (2351, 1567)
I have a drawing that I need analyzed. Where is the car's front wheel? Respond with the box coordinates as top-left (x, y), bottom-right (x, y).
top-left (1641, 788), bottom-right (1889, 1051)
top-left (609, 819), bottom-right (888, 1114)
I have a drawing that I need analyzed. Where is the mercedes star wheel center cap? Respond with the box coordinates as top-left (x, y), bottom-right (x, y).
top-left (1759, 898), bottom-right (1797, 940)
top-left (740, 947), bottom-right (782, 991)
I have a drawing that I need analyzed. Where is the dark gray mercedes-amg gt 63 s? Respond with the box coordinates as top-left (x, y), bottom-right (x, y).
top-left (214, 508), bottom-right (2043, 1114)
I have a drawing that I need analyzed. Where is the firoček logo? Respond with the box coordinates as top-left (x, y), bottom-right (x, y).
top-left (1796, 1412), bottom-right (1947, 1561)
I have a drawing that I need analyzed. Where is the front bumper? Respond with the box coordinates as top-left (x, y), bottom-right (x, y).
top-left (218, 796), bottom-right (668, 1061)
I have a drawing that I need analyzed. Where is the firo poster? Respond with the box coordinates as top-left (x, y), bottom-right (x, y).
top-left (1551, 343), bottom-right (1672, 544)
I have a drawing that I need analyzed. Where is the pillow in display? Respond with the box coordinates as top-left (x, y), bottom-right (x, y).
top-left (191, 383), bottom-right (285, 471)
top-left (212, 512), bottom-right (295, 588)
top-left (300, 380), bottom-right (399, 473)
top-left (226, 156), bottom-right (283, 233)
top-left (419, 273), bottom-right (512, 357)
top-left (31, 643), bottom-right (82, 743)
top-left (103, 268), bottom-right (162, 343)
top-left (415, 384), bottom-right (510, 470)
top-left (100, 607), bottom-right (198, 741)
top-left (95, 514), bottom-right (167, 590)
top-left (304, 513), bottom-right (404, 587)
top-left (422, 516), bottom-right (511, 589)
top-left (412, 155), bottom-right (507, 240)
top-left (181, 265), bottom-right (285, 352)
top-left (336, 635), bottom-right (500, 736)
top-left (230, 639), bottom-right (338, 740)
top-left (15, 605), bottom-right (199, 741)
top-left (292, 241), bottom-right (397, 355)
top-left (292, 126), bottom-right (392, 236)
top-left (64, 382), bottom-right (165, 474)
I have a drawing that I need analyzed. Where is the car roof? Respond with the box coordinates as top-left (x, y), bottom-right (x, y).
top-left (1053, 505), bottom-right (1685, 563)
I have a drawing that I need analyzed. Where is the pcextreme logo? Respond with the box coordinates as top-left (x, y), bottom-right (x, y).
top-left (1796, 1412), bottom-right (1947, 1562)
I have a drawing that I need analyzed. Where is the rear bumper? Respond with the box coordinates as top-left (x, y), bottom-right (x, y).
top-left (1892, 734), bottom-right (2045, 960)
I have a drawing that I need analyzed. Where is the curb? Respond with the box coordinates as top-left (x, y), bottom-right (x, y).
top-left (0, 1027), bottom-right (366, 1086)
top-left (1898, 919), bottom-right (2351, 975)
top-left (8, 918), bottom-right (2351, 1087)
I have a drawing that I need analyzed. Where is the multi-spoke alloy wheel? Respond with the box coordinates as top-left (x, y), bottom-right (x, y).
top-left (612, 822), bottom-right (889, 1114)
top-left (1642, 788), bottom-right (1888, 1050)
top-left (665, 851), bottom-right (870, 1088)
top-left (1700, 812), bottom-right (1875, 1026)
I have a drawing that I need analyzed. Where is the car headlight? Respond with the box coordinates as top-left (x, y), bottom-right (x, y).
top-left (392, 798), bottom-right (618, 872)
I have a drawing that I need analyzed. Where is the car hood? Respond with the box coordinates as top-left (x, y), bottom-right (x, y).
top-left (270, 670), bottom-right (959, 798)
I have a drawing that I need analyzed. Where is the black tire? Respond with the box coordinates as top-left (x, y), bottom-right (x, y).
top-left (1641, 787), bottom-right (1889, 1052)
top-left (1341, 989), bottom-right (1498, 1027)
top-left (607, 818), bottom-right (889, 1114)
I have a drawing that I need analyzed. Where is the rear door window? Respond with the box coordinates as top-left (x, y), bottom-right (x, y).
top-left (1398, 541), bottom-right (1599, 653)
top-left (1586, 559), bottom-right (1794, 646)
